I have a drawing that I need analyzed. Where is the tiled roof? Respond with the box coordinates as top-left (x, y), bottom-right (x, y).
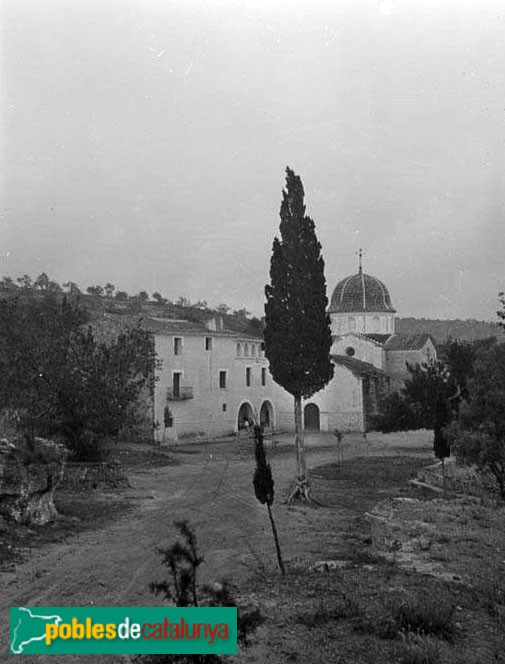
top-left (359, 333), bottom-right (392, 345)
top-left (329, 272), bottom-right (396, 314)
top-left (142, 317), bottom-right (263, 340)
top-left (331, 354), bottom-right (384, 377)
top-left (384, 333), bottom-right (435, 351)
top-left (99, 313), bottom-right (233, 337)
top-left (142, 318), bottom-right (211, 335)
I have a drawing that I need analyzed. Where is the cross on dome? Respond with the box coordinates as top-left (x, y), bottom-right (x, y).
top-left (355, 248), bottom-right (364, 274)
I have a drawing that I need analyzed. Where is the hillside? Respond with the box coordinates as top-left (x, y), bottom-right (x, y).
top-left (2, 275), bottom-right (503, 344)
top-left (0, 281), bottom-right (264, 337)
top-left (396, 317), bottom-right (504, 344)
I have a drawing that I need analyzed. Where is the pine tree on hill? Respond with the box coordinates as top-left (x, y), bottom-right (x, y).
top-left (264, 167), bottom-right (334, 502)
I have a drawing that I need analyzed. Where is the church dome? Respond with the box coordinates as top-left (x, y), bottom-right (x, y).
top-left (329, 269), bottom-right (395, 314)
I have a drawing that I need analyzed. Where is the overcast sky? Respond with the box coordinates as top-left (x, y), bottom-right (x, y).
top-left (2, 0), bottom-right (505, 320)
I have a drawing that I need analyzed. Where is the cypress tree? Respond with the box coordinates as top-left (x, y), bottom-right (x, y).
top-left (252, 425), bottom-right (285, 575)
top-left (264, 167), bottom-right (334, 501)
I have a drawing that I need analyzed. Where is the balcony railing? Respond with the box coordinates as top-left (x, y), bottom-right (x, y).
top-left (166, 386), bottom-right (194, 401)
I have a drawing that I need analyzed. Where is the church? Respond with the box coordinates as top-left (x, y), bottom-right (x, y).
top-left (301, 253), bottom-right (436, 432)
top-left (149, 254), bottom-right (436, 439)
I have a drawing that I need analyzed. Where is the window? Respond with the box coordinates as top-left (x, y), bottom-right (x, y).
top-left (219, 371), bottom-right (227, 389)
top-left (173, 337), bottom-right (183, 355)
top-left (345, 346), bottom-right (355, 357)
top-left (246, 367), bottom-right (251, 387)
top-left (244, 343), bottom-right (249, 357)
top-left (205, 337), bottom-right (213, 351)
top-left (222, 403), bottom-right (227, 412)
top-left (236, 343), bottom-right (242, 356)
top-left (261, 368), bottom-right (266, 386)
top-left (251, 345), bottom-right (256, 357)
top-left (173, 372), bottom-right (182, 398)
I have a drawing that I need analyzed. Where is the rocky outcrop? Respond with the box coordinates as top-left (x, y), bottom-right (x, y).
top-left (0, 438), bottom-right (68, 525)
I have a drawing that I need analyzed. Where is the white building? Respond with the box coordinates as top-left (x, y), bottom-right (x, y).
top-left (302, 259), bottom-right (436, 432)
top-left (148, 259), bottom-right (436, 438)
top-left (147, 317), bottom-right (292, 442)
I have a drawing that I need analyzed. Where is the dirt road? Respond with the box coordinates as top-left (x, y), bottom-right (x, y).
top-left (1, 431), bottom-right (433, 663)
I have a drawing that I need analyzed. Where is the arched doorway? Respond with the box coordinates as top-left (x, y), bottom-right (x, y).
top-left (237, 402), bottom-right (254, 430)
top-left (259, 401), bottom-right (274, 427)
top-left (304, 403), bottom-right (320, 431)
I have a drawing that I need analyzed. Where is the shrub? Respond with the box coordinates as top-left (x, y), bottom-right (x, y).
top-left (252, 425), bottom-right (285, 574)
top-left (376, 392), bottom-right (421, 433)
top-left (144, 521), bottom-right (263, 663)
top-left (445, 342), bottom-right (505, 500)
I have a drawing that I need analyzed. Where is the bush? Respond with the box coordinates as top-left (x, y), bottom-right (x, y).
top-left (444, 342), bottom-right (505, 500)
top-left (376, 392), bottom-right (422, 433)
top-left (447, 420), bottom-right (505, 500)
top-left (143, 521), bottom-right (263, 663)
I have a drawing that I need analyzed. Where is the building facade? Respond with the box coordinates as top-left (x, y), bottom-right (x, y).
top-left (301, 258), bottom-right (436, 432)
top-left (149, 260), bottom-right (436, 439)
top-left (148, 317), bottom-right (292, 442)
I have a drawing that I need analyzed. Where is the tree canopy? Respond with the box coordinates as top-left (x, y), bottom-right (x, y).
top-left (447, 341), bottom-right (505, 499)
top-left (0, 294), bottom-right (156, 458)
top-left (264, 167), bottom-right (333, 400)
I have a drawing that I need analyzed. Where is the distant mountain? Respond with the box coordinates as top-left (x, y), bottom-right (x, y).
top-left (396, 318), bottom-right (504, 344)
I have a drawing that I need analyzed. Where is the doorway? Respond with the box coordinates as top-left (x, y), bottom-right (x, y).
top-left (304, 403), bottom-right (320, 431)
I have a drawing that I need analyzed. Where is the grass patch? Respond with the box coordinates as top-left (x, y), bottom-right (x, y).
top-left (399, 635), bottom-right (442, 664)
top-left (390, 594), bottom-right (455, 642)
top-left (347, 547), bottom-right (385, 566)
top-left (353, 592), bottom-right (455, 643)
top-left (295, 592), bottom-right (361, 629)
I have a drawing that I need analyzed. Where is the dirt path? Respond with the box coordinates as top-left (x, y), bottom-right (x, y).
top-left (0, 431), bottom-right (433, 663)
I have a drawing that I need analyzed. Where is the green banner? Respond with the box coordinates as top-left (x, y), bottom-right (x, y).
top-left (10, 606), bottom-right (237, 655)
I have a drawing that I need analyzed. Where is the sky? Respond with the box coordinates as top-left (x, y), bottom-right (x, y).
top-left (1, 0), bottom-right (505, 320)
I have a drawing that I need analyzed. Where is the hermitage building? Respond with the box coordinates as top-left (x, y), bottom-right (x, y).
top-left (150, 259), bottom-right (436, 441)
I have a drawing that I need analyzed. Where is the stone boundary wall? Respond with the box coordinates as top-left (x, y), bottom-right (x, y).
top-left (59, 461), bottom-right (129, 491)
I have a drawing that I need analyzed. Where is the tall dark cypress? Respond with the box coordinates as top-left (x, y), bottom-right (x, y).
top-left (264, 168), bottom-right (333, 501)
